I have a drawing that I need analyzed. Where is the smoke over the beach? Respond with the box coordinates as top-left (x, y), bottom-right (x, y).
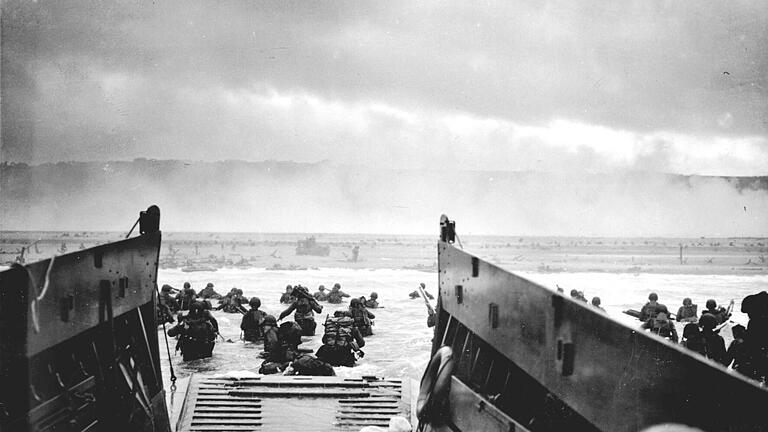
top-left (2, 2), bottom-right (767, 237)
top-left (1, 160), bottom-right (766, 237)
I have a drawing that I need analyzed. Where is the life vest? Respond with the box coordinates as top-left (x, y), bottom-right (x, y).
top-left (295, 298), bottom-right (315, 320)
top-left (641, 302), bottom-right (662, 320)
top-left (350, 308), bottom-right (371, 328)
top-left (705, 307), bottom-right (729, 324)
top-left (677, 305), bottom-right (698, 320)
top-left (650, 318), bottom-right (674, 339)
top-left (242, 310), bottom-right (266, 340)
top-left (178, 295), bottom-right (194, 311)
top-left (323, 316), bottom-right (355, 347)
top-left (183, 317), bottom-right (215, 343)
top-left (223, 301), bottom-right (245, 313)
top-left (246, 309), bottom-right (266, 326)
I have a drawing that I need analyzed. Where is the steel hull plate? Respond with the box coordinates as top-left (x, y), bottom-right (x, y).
top-left (437, 242), bottom-right (768, 432)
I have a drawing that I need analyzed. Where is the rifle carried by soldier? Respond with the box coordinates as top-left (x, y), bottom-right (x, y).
top-left (418, 284), bottom-right (437, 327)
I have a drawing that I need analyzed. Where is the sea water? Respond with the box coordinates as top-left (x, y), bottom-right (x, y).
top-left (159, 267), bottom-right (437, 421)
top-left (157, 267), bottom-right (767, 421)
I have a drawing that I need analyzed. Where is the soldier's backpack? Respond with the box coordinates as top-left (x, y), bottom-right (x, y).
top-left (258, 361), bottom-right (286, 375)
top-left (185, 317), bottom-right (215, 342)
top-left (291, 354), bottom-right (335, 376)
top-left (323, 316), bottom-right (354, 347)
top-left (278, 321), bottom-right (303, 347)
top-left (350, 308), bottom-right (371, 327)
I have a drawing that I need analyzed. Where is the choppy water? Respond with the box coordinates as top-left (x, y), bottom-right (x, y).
top-left (158, 267), bottom-right (437, 421)
top-left (157, 267), bottom-right (768, 421)
top-left (158, 267), bottom-right (437, 377)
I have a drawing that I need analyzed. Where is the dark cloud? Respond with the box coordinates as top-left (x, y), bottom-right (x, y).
top-left (1, 0), bottom-right (767, 168)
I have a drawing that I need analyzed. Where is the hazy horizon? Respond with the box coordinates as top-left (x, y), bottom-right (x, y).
top-left (2, 2), bottom-right (767, 237)
top-left (4, 156), bottom-right (768, 177)
top-left (1, 160), bottom-right (766, 237)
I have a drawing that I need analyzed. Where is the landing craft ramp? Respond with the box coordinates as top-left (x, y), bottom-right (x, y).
top-left (176, 375), bottom-right (411, 431)
top-left (418, 217), bottom-right (768, 432)
top-left (0, 206), bottom-right (169, 432)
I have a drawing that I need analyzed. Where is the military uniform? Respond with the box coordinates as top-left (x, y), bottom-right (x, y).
top-left (349, 299), bottom-right (375, 337)
top-left (241, 305), bottom-right (267, 342)
top-left (327, 284), bottom-right (350, 304)
top-left (167, 305), bottom-right (218, 361)
top-left (642, 313), bottom-right (678, 343)
top-left (199, 283), bottom-right (222, 300)
top-left (279, 288), bottom-right (323, 336)
top-left (313, 286), bottom-right (329, 301)
top-left (316, 314), bottom-right (366, 367)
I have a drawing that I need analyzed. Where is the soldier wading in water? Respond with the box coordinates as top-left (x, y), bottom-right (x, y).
top-left (279, 285), bottom-right (323, 336)
top-left (167, 302), bottom-right (219, 361)
top-left (240, 297), bottom-right (267, 342)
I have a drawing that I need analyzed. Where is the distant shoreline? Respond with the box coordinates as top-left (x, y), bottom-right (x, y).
top-left (2, 230), bottom-right (768, 240)
top-left (2, 231), bottom-right (765, 276)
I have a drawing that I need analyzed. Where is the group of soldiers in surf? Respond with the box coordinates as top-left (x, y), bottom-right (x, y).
top-left (280, 282), bottom-right (380, 310)
top-left (563, 286), bottom-right (606, 312)
top-left (633, 291), bottom-right (768, 384)
top-left (253, 283), bottom-right (379, 374)
top-left (156, 283), bottom-right (223, 361)
top-left (156, 280), bottom-right (385, 377)
top-left (157, 282), bottom-right (251, 320)
top-left (157, 282), bottom-right (250, 361)
top-left (562, 284), bottom-right (768, 385)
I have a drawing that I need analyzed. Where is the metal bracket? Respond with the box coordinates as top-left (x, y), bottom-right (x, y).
top-left (99, 280), bottom-right (113, 323)
top-left (488, 303), bottom-right (499, 329)
top-left (118, 277), bottom-right (129, 298)
top-left (557, 339), bottom-right (575, 376)
top-left (60, 295), bottom-right (74, 322)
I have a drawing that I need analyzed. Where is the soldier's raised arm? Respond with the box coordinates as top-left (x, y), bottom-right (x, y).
top-left (278, 302), bottom-right (297, 321)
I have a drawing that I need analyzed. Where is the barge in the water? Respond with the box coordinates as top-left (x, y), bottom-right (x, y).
top-left (296, 236), bottom-right (331, 257)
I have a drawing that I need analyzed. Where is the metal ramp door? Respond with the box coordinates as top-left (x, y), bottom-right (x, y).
top-left (177, 374), bottom-right (410, 432)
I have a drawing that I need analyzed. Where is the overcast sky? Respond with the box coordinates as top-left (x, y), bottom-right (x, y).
top-left (2, 1), bottom-right (767, 175)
